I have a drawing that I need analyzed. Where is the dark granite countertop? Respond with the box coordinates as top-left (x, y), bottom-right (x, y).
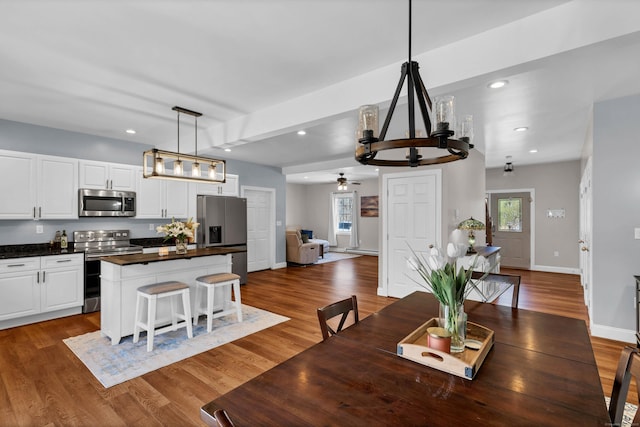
top-left (0, 243), bottom-right (81, 260)
top-left (100, 246), bottom-right (245, 266)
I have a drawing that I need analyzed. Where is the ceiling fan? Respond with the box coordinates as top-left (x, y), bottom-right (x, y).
top-left (337, 172), bottom-right (360, 190)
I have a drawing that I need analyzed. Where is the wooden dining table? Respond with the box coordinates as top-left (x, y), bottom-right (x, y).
top-left (201, 291), bottom-right (609, 426)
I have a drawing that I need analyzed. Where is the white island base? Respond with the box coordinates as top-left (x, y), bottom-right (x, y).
top-left (101, 253), bottom-right (233, 345)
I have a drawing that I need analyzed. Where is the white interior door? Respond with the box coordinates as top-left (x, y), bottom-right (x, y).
top-left (242, 187), bottom-right (274, 272)
top-left (383, 170), bottom-right (441, 298)
top-left (579, 158), bottom-right (593, 317)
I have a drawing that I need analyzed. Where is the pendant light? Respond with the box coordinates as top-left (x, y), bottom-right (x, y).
top-left (143, 106), bottom-right (226, 183)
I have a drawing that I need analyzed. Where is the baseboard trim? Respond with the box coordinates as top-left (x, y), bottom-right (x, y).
top-left (0, 307), bottom-right (82, 331)
top-left (272, 262), bottom-right (288, 270)
top-left (332, 248), bottom-right (379, 256)
top-left (531, 264), bottom-right (580, 275)
top-left (590, 323), bottom-right (636, 344)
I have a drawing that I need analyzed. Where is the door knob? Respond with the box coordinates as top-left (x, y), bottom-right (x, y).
top-left (581, 246), bottom-right (589, 252)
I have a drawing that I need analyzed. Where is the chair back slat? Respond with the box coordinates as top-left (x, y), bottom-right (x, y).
top-left (317, 295), bottom-right (359, 341)
top-left (609, 346), bottom-right (640, 425)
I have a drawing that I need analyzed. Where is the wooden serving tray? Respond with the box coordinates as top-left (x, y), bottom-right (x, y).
top-left (397, 318), bottom-right (494, 380)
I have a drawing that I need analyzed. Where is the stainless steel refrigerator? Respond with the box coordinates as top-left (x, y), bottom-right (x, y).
top-left (196, 195), bottom-right (248, 284)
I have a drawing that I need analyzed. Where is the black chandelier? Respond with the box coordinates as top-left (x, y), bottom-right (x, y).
top-left (355, 0), bottom-right (474, 167)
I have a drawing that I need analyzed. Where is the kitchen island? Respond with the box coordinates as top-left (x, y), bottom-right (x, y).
top-left (100, 247), bottom-right (245, 345)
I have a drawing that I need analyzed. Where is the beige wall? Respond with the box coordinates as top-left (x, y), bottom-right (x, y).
top-left (486, 160), bottom-right (580, 270)
top-left (286, 178), bottom-right (380, 252)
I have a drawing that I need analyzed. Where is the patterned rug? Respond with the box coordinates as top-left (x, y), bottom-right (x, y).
top-left (63, 305), bottom-right (289, 388)
top-left (605, 396), bottom-right (638, 426)
top-left (316, 252), bottom-right (361, 264)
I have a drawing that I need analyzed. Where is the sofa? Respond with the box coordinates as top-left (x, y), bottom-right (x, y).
top-left (299, 229), bottom-right (330, 258)
top-left (286, 229), bottom-right (319, 265)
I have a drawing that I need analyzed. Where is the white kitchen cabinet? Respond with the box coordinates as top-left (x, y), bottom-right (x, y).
top-left (187, 173), bottom-right (239, 218)
top-left (0, 150), bottom-right (78, 220)
top-left (38, 156), bottom-right (79, 219)
top-left (0, 257), bottom-right (40, 321)
top-left (79, 160), bottom-right (137, 191)
top-left (40, 254), bottom-right (84, 312)
top-left (136, 169), bottom-right (189, 219)
top-left (0, 254), bottom-right (83, 326)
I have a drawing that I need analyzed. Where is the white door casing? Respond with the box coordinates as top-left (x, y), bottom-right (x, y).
top-left (579, 157), bottom-right (593, 318)
top-left (490, 191), bottom-right (532, 269)
top-left (242, 186), bottom-right (275, 272)
top-left (486, 188), bottom-right (536, 270)
top-left (381, 170), bottom-right (442, 298)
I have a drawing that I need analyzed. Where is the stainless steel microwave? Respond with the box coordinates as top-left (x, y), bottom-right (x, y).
top-left (78, 189), bottom-right (136, 217)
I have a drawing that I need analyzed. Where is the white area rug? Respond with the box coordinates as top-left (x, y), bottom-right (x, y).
top-left (316, 252), bottom-right (361, 264)
top-left (605, 396), bottom-right (638, 426)
top-left (63, 305), bottom-right (288, 388)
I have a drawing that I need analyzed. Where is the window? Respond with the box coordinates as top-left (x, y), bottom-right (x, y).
top-left (335, 194), bottom-right (353, 233)
top-left (497, 197), bottom-right (522, 232)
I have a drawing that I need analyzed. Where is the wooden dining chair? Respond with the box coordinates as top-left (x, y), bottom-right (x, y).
top-left (317, 295), bottom-right (359, 341)
top-left (609, 346), bottom-right (640, 426)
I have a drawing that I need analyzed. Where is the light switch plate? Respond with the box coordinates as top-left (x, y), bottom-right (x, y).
top-left (635, 228), bottom-right (640, 239)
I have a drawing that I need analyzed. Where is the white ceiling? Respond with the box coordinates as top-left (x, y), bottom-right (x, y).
top-left (1, 0), bottom-right (639, 185)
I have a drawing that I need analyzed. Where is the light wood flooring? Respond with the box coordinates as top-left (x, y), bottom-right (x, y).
top-left (0, 256), bottom-right (634, 425)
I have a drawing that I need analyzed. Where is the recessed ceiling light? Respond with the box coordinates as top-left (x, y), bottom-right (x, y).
top-left (514, 127), bottom-right (529, 132)
top-left (297, 130), bottom-right (306, 136)
top-left (488, 80), bottom-right (508, 89)
top-left (125, 129), bottom-right (136, 134)
top-left (529, 149), bottom-right (538, 153)
top-left (304, 176), bottom-right (309, 179)
top-left (224, 148), bottom-right (232, 152)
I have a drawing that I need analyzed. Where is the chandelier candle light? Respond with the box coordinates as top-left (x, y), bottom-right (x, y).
top-left (458, 217), bottom-right (486, 254)
top-left (355, 0), bottom-right (474, 167)
top-left (143, 106), bottom-right (226, 183)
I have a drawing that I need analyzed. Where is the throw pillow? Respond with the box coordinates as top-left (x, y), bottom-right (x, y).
top-left (301, 234), bottom-right (309, 243)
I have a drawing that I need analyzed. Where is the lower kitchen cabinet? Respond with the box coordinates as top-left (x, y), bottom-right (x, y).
top-left (0, 254), bottom-right (84, 328)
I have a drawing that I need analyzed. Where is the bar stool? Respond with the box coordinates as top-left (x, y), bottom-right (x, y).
top-left (133, 281), bottom-right (193, 352)
top-left (193, 273), bottom-right (243, 332)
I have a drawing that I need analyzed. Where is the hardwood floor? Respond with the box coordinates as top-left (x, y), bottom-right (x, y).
top-left (0, 256), bottom-right (634, 425)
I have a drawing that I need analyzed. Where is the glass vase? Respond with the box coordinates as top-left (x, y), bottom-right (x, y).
top-left (439, 302), bottom-right (466, 353)
top-left (175, 239), bottom-right (188, 255)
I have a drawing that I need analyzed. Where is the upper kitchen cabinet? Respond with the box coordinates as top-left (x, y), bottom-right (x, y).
top-left (0, 150), bottom-right (78, 220)
top-left (79, 160), bottom-right (137, 191)
top-left (186, 174), bottom-right (239, 218)
top-left (190, 174), bottom-right (238, 197)
top-left (136, 169), bottom-right (189, 219)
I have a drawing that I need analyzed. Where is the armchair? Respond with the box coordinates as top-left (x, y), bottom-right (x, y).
top-left (286, 230), bottom-right (319, 265)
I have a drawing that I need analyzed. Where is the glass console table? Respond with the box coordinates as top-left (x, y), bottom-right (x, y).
top-left (467, 270), bottom-right (521, 308)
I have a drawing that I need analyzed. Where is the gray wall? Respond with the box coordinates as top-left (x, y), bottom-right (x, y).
top-left (592, 94), bottom-right (640, 338)
top-left (486, 160), bottom-right (581, 271)
top-left (0, 119), bottom-right (287, 265)
top-left (286, 178), bottom-right (380, 253)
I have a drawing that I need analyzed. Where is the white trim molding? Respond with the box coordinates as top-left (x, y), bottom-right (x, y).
top-left (531, 265), bottom-right (580, 275)
top-left (590, 323), bottom-right (635, 344)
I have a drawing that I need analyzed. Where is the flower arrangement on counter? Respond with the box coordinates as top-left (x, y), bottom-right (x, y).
top-left (156, 217), bottom-right (199, 243)
top-left (407, 242), bottom-right (477, 353)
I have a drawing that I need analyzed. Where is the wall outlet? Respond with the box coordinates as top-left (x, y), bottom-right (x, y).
top-left (149, 223), bottom-right (155, 231)
top-left (553, 251), bottom-right (559, 257)
top-left (36, 224), bottom-right (44, 234)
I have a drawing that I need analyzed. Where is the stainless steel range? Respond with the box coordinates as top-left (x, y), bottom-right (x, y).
top-left (74, 229), bottom-right (143, 313)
